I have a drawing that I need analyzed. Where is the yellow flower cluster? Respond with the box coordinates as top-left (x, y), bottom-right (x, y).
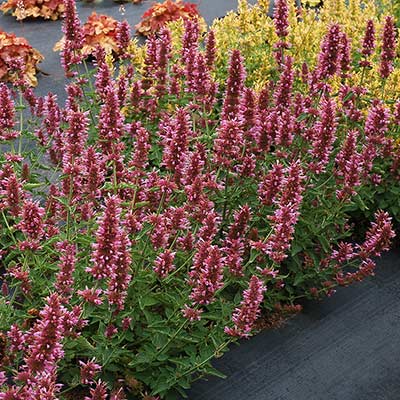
top-left (205, 0), bottom-right (399, 99)
top-left (301, 0), bottom-right (321, 7)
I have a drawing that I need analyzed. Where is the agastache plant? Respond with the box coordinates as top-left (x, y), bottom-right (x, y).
top-left (0, 6), bottom-right (398, 400)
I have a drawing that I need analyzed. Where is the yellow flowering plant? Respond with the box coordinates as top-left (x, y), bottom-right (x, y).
top-left (198, 0), bottom-right (400, 101)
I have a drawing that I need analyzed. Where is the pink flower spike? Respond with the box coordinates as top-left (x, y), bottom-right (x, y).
top-left (225, 275), bottom-right (266, 338)
top-left (258, 162), bottom-right (285, 206)
top-left (0, 83), bottom-right (17, 141)
top-left (189, 243), bottom-right (224, 305)
top-left (106, 227), bottom-right (132, 312)
top-left (55, 241), bottom-right (77, 298)
top-left (78, 287), bottom-right (103, 306)
top-left (205, 30), bottom-right (216, 69)
top-left (87, 196), bottom-right (123, 280)
top-left (24, 293), bottom-right (66, 374)
top-left (358, 210), bottom-right (395, 259)
top-left (379, 16), bottom-right (397, 79)
top-left (182, 305), bottom-right (203, 321)
top-left (221, 50), bottom-right (246, 121)
top-left (18, 200), bottom-right (45, 241)
top-left (273, 0), bottom-right (289, 38)
top-left (361, 19), bottom-right (375, 59)
top-left (116, 20), bottom-right (131, 56)
top-left (315, 24), bottom-right (343, 80)
top-left (153, 249), bottom-right (176, 279)
top-left (84, 380), bottom-right (109, 400)
top-left (80, 359), bottom-right (102, 385)
top-left (309, 97), bottom-right (337, 174)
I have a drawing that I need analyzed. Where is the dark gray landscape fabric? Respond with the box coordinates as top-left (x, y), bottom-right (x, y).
top-left (188, 248), bottom-right (400, 400)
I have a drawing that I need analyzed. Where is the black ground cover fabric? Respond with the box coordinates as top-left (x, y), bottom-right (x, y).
top-left (188, 248), bottom-right (400, 400)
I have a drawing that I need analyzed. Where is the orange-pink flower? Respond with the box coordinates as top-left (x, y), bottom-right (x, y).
top-left (0, 30), bottom-right (43, 86)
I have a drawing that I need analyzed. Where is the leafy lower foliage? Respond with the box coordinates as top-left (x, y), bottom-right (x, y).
top-left (0, 1), bottom-right (399, 399)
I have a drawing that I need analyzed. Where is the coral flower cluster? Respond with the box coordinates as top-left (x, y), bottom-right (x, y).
top-left (135, 0), bottom-right (202, 36)
top-left (54, 12), bottom-right (131, 59)
top-left (0, 30), bottom-right (43, 86)
top-left (1, 0), bottom-right (65, 20)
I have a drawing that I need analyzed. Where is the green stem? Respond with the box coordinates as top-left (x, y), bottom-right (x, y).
top-left (155, 319), bottom-right (187, 356)
top-left (18, 91), bottom-right (24, 155)
top-left (1, 211), bottom-right (17, 245)
top-left (220, 173), bottom-right (230, 233)
top-left (178, 339), bottom-right (233, 380)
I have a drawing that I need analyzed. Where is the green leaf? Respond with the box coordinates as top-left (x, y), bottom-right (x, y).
top-left (342, 91), bottom-right (354, 102)
top-left (139, 295), bottom-right (160, 310)
top-left (291, 242), bottom-right (303, 256)
top-left (202, 365), bottom-right (227, 379)
top-left (319, 235), bottom-right (331, 253)
top-left (296, 113), bottom-right (310, 122)
top-left (293, 274), bottom-right (304, 287)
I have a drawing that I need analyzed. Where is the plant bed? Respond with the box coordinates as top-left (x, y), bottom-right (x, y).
top-left (0, 0), bottom-right (399, 399)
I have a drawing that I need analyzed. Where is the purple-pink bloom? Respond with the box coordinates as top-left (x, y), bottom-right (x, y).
top-left (87, 196), bottom-right (123, 280)
top-left (160, 108), bottom-right (191, 184)
top-left (379, 16), bottom-right (397, 79)
top-left (79, 359), bottom-right (102, 385)
top-left (63, 109), bottom-right (89, 160)
top-left (182, 304), bottom-right (203, 321)
top-left (315, 24), bottom-right (343, 80)
top-left (339, 32), bottom-right (351, 75)
top-left (189, 242), bottom-right (224, 305)
top-left (361, 19), bottom-right (375, 61)
top-left (84, 380), bottom-right (108, 400)
top-left (0, 83), bottom-right (16, 140)
top-left (24, 293), bottom-right (66, 374)
top-left (55, 241), bottom-right (76, 298)
top-left (309, 97), bottom-right (337, 173)
top-left (358, 210), bottom-right (395, 259)
top-left (153, 249), bottom-right (176, 279)
top-left (274, 56), bottom-right (294, 109)
top-left (107, 227), bottom-right (132, 312)
top-left (273, 0), bottom-right (289, 38)
top-left (205, 30), bottom-right (216, 69)
top-left (258, 162), bottom-right (285, 206)
top-left (116, 20), bottom-right (131, 57)
top-left (335, 130), bottom-right (362, 200)
top-left (181, 19), bottom-right (199, 64)
top-left (154, 28), bottom-right (172, 97)
top-left (213, 119), bottom-right (244, 169)
top-left (77, 287), bottom-right (103, 306)
top-left (221, 50), bottom-right (246, 121)
top-left (3, 171), bottom-right (24, 217)
top-left (223, 238), bottom-right (245, 277)
top-left (18, 200), bottom-right (45, 241)
top-left (225, 275), bottom-right (266, 338)
top-left (266, 161), bottom-right (305, 264)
